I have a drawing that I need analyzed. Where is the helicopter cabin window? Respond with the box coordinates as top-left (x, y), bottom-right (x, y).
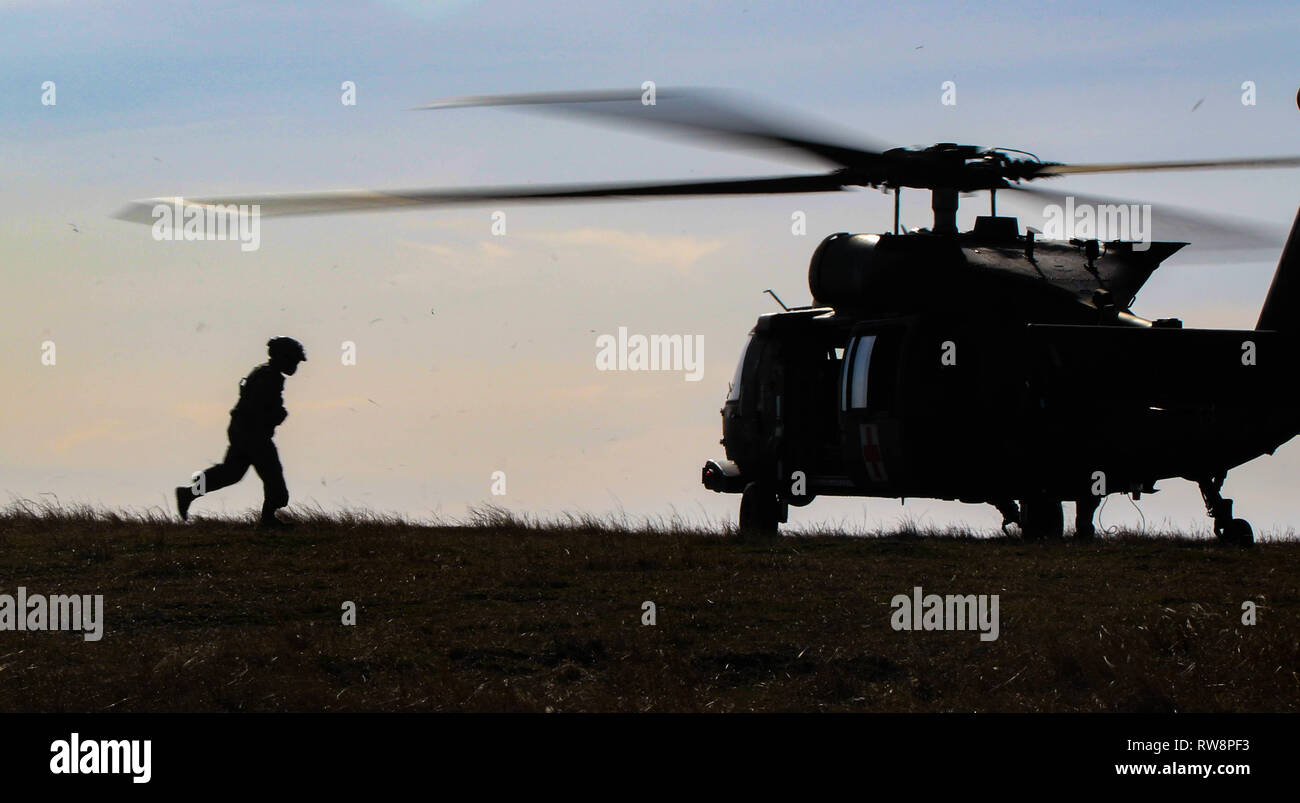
top-left (841, 334), bottom-right (877, 411)
top-left (727, 335), bottom-right (753, 401)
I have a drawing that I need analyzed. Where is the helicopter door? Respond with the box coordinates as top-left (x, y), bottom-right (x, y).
top-left (840, 323), bottom-right (906, 491)
top-left (842, 335), bottom-right (876, 412)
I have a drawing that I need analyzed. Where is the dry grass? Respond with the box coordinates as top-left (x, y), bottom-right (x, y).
top-left (0, 500), bottom-right (1296, 712)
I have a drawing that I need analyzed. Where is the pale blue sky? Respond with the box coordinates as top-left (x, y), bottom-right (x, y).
top-left (2, 0), bottom-right (1298, 534)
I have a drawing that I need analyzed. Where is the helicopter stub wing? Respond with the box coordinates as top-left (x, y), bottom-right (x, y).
top-left (961, 239), bottom-right (1186, 310)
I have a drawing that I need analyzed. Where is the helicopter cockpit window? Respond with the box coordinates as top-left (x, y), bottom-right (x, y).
top-left (727, 335), bottom-right (753, 401)
top-left (841, 334), bottom-right (877, 411)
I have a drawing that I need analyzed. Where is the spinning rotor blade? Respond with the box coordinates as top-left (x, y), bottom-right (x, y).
top-left (1036, 155), bottom-right (1300, 176)
top-left (417, 87), bottom-right (892, 170)
top-left (1003, 184), bottom-right (1287, 255)
top-left (117, 85), bottom-right (1300, 229)
top-left (115, 172), bottom-right (853, 222)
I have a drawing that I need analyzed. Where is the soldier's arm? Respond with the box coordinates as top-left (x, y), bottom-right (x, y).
top-left (243, 368), bottom-right (287, 425)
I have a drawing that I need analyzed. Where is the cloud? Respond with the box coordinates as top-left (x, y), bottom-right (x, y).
top-left (293, 397), bottom-right (374, 412)
top-left (172, 402), bottom-right (230, 427)
top-left (478, 240), bottom-right (514, 260)
top-left (397, 240), bottom-right (460, 258)
top-left (540, 383), bottom-right (609, 403)
top-left (537, 227), bottom-right (725, 272)
top-left (48, 420), bottom-right (132, 453)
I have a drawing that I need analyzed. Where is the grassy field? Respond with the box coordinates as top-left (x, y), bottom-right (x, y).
top-left (0, 503), bottom-right (1296, 712)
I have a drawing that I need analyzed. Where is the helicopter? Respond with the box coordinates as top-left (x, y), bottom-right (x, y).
top-left (116, 88), bottom-right (1300, 543)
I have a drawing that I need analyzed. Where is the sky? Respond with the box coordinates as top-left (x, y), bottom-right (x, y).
top-left (2, 0), bottom-right (1298, 535)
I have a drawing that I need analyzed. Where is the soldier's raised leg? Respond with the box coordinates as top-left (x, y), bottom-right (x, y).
top-left (176, 438), bottom-right (253, 521)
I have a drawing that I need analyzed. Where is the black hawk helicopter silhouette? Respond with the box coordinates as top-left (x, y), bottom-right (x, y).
top-left (118, 88), bottom-right (1300, 543)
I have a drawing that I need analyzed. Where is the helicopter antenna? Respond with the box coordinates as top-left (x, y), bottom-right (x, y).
top-left (763, 289), bottom-right (791, 311)
top-left (991, 146), bottom-right (1042, 163)
top-left (894, 187), bottom-right (901, 235)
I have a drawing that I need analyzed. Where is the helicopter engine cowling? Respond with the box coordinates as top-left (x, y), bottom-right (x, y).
top-left (807, 233), bottom-right (881, 308)
top-left (808, 232), bottom-right (968, 311)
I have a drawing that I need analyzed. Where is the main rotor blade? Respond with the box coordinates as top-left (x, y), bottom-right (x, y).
top-left (114, 172), bottom-right (852, 222)
top-left (1003, 184), bottom-right (1287, 255)
top-left (1037, 155), bottom-right (1300, 176)
top-left (417, 87), bottom-right (891, 170)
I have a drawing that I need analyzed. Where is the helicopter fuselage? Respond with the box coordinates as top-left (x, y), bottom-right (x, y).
top-left (702, 220), bottom-right (1300, 536)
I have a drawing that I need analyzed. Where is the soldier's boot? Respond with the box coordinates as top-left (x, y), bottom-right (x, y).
top-left (175, 486), bottom-right (196, 521)
top-left (258, 502), bottom-right (293, 530)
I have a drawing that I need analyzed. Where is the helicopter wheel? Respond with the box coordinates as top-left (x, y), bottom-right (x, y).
top-left (1019, 497), bottom-right (1064, 541)
top-left (739, 482), bottom-right (783, 540)
top-left (1216, 518), bottom-right (1255, 547)
top-left (1200, 477), bottom-right (1254, 547)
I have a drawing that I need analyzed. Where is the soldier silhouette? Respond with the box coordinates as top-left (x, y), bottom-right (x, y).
top-left (176, 337), bottom-right (307, 528)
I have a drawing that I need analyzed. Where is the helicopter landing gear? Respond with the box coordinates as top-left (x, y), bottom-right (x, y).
top-left (1019, 496), bottom-right (1063, 540)
top-left (1074, 495), bottom-right (1099, 540)
top-left (1197, 475), bottom-right (1254, 546)
top-left (739, 482), bottom-right (786, 540)
top-left (992, 499), bottom-right (1020, 535)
